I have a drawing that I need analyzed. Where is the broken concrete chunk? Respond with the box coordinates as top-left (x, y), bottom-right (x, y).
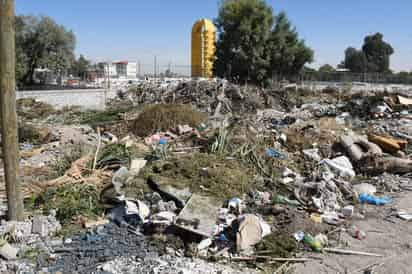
top-left (31, 215), bottom-right (61, 237)
top-left (0, 242), bottom-right (18, 260)
top-left (302, 148), bottom-right (321, 162)
top-left (112, 167), bottom-right (130, 196)
top-left (148, 176), bottom-right (192, 208)
top-left (130, 158), bottom-right (147, 175)
top-left (151, 211), bottom-right (176, 224)
top-left (175, 194), bottom-right (222, 238)
top-left (32, 216), bottom-right (49, 237)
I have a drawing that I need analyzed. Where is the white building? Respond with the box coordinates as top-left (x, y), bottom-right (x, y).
top-left (105, 61), bottom-right (137, 79)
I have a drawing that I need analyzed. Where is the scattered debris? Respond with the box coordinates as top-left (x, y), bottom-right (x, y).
top-left (6, 82), bottom-right (412, 273)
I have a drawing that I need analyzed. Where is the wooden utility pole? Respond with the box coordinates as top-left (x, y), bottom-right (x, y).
top-left (0, 0), bottom-right (24, 220)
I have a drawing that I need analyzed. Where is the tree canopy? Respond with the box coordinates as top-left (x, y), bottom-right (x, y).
top-left (70, 55), bottom-right (90, 80)
top-left (15, 15), bottom-right (76, 85)
top-left (318, 64), bottom-right (335, 73)
top-left (342, 33), bottom-right (394, 73)
top-left (214, 0), bottom-right (313, 85)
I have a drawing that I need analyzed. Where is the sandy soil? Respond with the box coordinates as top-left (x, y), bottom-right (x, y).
top-left (293, 192), bottom-right (412, 274)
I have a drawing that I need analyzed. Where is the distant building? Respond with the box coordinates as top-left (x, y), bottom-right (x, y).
top-left (105, 61), bottom-right (137, 79)
top-left (336, 68), bottom-right (350, 73)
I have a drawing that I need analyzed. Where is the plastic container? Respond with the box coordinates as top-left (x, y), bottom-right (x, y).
top-left (303, 233), bottom-right (322, 252)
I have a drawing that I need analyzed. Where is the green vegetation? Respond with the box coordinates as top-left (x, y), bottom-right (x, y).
top-left (29, 184), bottom-right (103, 226)
top-left (342, 32), bottom-right (394, 73)
top-left (15, 15), bottom-right (75, 86)
top-left (214, 0), bottom-right (313, 85)
top-left (69, 54), bottom-right (90, 80)
top-left (96, 143), bottom-right (131, 168)
top-left (49, 143), bottom-right (85, 179)
top-left (75, 106), bottom-right (132, 127)
top-left (142, 153), bottom-right (259, 199)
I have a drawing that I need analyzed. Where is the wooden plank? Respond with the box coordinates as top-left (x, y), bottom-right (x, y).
top-left (0, 0), bottom-right (24, 220)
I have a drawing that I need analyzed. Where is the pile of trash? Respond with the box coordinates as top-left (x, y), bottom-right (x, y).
top-left (3, 83), bottom-right (412, 273)
top-left (113, 80), bottom-right (265, 116)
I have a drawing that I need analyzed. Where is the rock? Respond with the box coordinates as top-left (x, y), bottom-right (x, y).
top-left (148, 176), bottom-right (192, 208)
top-left (154, 200), bottom-right (178, 213)
top-left (32, 216), bottom-right (49, 237)
top-left (302, 148), bottom-right (321, 162)
top-left (151, 212), bottom-right (176, 224)
top-left (272, 204), bottom-right (286, 215)
top-left (32, 215), bottom-right (61, 237)
top-left (112, 167), bottom-right (131, 195)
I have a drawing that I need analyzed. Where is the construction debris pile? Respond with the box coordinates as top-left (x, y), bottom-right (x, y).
top-left (112, 80), bottom-right (265, 115)
top-left (1, 81), bottom-right (412, 273)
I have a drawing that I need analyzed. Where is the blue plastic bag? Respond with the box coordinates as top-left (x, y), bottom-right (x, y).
top-left (266, 148), bottom-right (285, 159)
top-left (358, 194), bottom-right (392, 205)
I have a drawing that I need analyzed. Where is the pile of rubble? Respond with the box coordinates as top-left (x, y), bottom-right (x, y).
top-left (113, 80), bottom-right (265, 115)
top-left (2, 84), bottom-right (412, 273)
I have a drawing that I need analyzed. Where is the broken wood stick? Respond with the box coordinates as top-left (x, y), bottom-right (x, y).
top-left (324, 247), bottom-right (383, 257)
top-left (213, 247), bottom-right (230, 258)
top-left (268, 258), bottom-right (313, 262)
top-left (231, 255), bottom-right (312, 262)
top-left (92, 127), bottom-right (102, 170)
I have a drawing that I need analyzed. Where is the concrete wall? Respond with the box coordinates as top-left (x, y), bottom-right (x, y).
top-left (17, 89), bottom-right (118, 110)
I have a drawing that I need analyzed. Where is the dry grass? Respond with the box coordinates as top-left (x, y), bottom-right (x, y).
top-left (131, 104), bottom-right (207, 137)
top-left (283, 117), bottom-right (347, 156)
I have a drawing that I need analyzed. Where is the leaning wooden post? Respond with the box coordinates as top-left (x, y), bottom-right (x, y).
top-left (0, 0), bottom-right (24, 220)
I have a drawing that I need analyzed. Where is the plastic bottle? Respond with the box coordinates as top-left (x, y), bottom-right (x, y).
top-left (273, 195), bottom-right (300, 207)
top-left (303, 233), bottom-right (322, 252)
top-left (347, 226), bottom-right (366, 240)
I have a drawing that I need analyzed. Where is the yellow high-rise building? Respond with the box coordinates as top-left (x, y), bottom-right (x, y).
top-left (191, 19), bottom-right (216, 78)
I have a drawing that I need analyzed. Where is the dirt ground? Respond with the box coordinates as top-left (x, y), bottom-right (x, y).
top-left (293, 191), bottom-right (412, 274)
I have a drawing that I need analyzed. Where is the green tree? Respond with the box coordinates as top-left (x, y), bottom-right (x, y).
top-left (318, 64), bottom-right (335, 73)
top-left (70, 55), bottom-right (90, 80)
top-left (343, 47), bottom-right (368, 73)
top-left (15, 15), bottom-right (76, 85)
top-left (362, 33), bottom-right (394, 73)
top-left (214, 1), bottom-right (313, 85)
top-left (214, 0), bottom-right (274, 84)
top-left (342, 33), bottom-right (394, 73)
top-left (268, 12), bottom-right (313, 79)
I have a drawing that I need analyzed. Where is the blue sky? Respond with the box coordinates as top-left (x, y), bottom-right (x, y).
top-left (15, 0), bottom-right (412, 73)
